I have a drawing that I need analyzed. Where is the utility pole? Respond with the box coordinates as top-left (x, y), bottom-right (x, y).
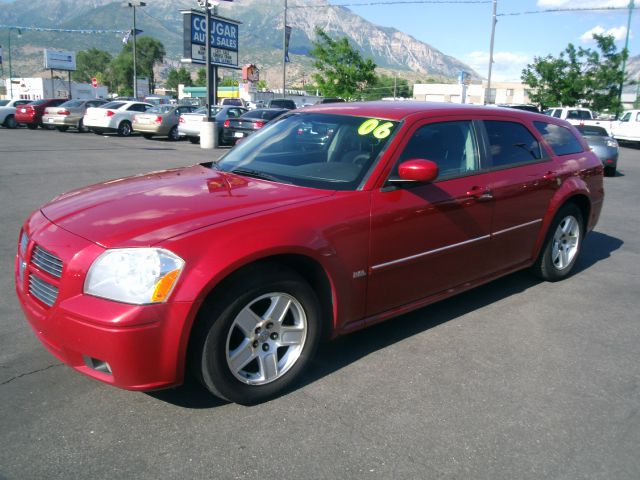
top-left (618, 0), bottom-right (634, 116)
top-left (283, 0), bottom-right (287, 98)
top-left (485, 0), bottom-right (497, 104)
top-left (198, 0), bottom-right (218, 149)
top-left (7, 28), bottom-right (20, 98)
top-left (124, 2), bottom-right (146, 99)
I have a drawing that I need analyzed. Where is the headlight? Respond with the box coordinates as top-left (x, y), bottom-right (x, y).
top-left (19, 231), bottom-right (29, 257)
top-left (84, 248), bottom-right (185, 304)
top-left (606, 138), bottom-right (618, 148)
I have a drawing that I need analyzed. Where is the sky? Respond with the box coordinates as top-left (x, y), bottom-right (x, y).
top-left (327, 0), bottom-right (639, 81)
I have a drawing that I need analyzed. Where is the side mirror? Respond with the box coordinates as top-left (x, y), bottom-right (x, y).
top-left (395, 159), bottom-right (439, 183)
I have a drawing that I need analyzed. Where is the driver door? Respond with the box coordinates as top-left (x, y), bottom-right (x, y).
top-left (366, 119), bottom-right (495, 316)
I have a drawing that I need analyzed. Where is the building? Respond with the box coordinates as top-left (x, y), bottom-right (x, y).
top-left (3, 77), bottom-right (108, 100)
top-left (413, 81), bottom-right (533, 106)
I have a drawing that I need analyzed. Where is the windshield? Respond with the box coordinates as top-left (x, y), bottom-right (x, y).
top-left (216, 112), bottom-right (399, 191)
top-left (59, 100), bottom-right (84, 108)
top-left (147, 105), bottom-right (174, 114)
top-left (578, 126), bottom-right (608, 136)
top-left (101, 101), bottom-right (125, 109)
top-left (242, 109), bottom-right (287, 120)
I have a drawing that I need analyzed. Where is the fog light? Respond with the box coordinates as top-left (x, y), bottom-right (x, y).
top-left (83, 356), bottom-right (112, 375)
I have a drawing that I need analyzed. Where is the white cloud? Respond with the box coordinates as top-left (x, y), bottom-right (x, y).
top-left (580, 25), bottom-right (628, 42)
top-left (537, 0), bottom-right (629, 7)
top-left (466, 51), bottom-right (531, 82)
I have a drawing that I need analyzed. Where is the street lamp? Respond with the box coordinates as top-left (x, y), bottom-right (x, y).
top-left (123, 1), bottom-right (146, 99)
top-left (5, 27), bottom-right (22, 99)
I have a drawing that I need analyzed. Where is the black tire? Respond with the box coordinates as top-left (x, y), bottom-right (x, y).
top-left (188, 136), bottom-right (199, 144)
top-left (142, 133), bottom-right (154, 139)
top-left (168, 126), bottom-right (179, 141)
top-left (26, 123), bottom-right (38, 130)
top-left (3, 115), bottom-right (18, 129)
top-left (117, 121), bottom-right (132, 137)
top-left (191, 265), bottom-right (321, 405)
top-left (56, 126), bottom-right (69, 132)
top-left (604, 166), bottom-right (616, 177)
top-left (77, 119), bottom-right (87, 133)
top-left (532, 203), bottom-right (584, 281)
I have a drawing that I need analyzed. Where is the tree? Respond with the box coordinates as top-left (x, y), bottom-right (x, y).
top-left (309, 28), bottom-right (376, 99)
top-left (361, 74), bottom-right (411, 100)
top-left (521, 34), bottom-right (626, 114)
top-left (116, 36), bottom-right (166, 93)
top-left (194, 68), bottom-right (207, 87)
top-left (165, 67), bottom-right (192, 91)
top-left (72, 48), bottom-right (112, 84)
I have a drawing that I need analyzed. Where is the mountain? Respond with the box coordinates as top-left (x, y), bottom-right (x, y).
top-left (0, 0), bottom-right (479, 87)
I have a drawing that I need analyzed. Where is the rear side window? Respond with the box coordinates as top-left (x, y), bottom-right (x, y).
top-left (128, 103), bottom-right (150, 112)
top-left (534, 122), bottom-right (584, 156)
top-left (552, 110), bottom-right (562, 118)
top-left (483, 121), bottom-right (543, 168)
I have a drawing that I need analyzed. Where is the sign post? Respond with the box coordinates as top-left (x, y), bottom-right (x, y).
top-left (181, 6), bottom-right (240, 149)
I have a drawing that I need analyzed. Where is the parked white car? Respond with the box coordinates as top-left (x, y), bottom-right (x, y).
top-left (0, 99), bottom-right (34, 129)
top-left (544, 107), bottom-right (614, 134)
top-left (610, 110), bottom-right (640, 144)
top-left (83, 100), bottom-right (153, 136)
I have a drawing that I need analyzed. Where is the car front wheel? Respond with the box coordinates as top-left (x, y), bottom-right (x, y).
top-left (532, 203), bottom-right (584, 281)
top-left (192, 266), bottom-right (321, 405)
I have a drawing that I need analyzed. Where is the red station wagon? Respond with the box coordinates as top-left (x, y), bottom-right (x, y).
top-left (15, 102), bottom-right (604, 404)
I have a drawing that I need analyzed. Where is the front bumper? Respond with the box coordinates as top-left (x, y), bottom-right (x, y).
top-left (14, 211), bottom-right (194, 391)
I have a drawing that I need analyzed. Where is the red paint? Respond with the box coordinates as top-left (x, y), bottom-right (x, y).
top-left (15, 102), bottom-right (604, 391)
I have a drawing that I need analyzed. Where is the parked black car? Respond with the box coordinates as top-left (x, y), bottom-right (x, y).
top-left (222, 108), bottom-right (289, 145)
top-left (267, 98), bottom-right (297, 109)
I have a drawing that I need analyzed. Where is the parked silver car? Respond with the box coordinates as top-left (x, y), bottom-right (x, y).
top-left (576, 124), bottom-right (619, 177)
top-left (42, 99), bottom-right (108, 132)
top-left (178, 105), bottom-right (247, 145)
top-left (132, 104), bottom-right (198, 141)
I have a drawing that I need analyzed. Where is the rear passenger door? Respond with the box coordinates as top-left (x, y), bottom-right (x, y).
top-left (477, 118), bottom-right (558, 273)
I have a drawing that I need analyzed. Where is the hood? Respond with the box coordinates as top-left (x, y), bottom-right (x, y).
top-left (41, 164), bottom-right (333, 247)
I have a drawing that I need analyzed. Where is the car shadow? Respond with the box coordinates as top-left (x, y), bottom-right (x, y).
top-left (148, 230), bottom-right (623, 409)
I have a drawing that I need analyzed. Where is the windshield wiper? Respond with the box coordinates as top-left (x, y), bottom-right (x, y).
top-left (230, 167), bottom-right (285, 183)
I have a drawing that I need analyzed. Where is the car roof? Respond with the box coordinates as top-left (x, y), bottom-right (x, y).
top-left (299, 101), bottom-right (545, 121)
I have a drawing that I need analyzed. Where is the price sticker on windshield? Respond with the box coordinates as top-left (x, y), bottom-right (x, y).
top-left (357, 119), bottom-right (394, 139)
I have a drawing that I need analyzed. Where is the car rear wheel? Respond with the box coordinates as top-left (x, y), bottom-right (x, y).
top-left (26, 124), bottom-right (38, 130)
top-left (56, 126), bottom-right (69, 132)
top-left (117, 121), bottom-right (132, 137)
top-left (532, 204), bottom-right (584, 281)
top-left (188, 136), bottom-right (199, 144)
top-left (192, 265), bottom-right (321, 405)
top-left (3, 115), bottom-right (17, 129)
top-left (168, 126), bottom-right (179, 141)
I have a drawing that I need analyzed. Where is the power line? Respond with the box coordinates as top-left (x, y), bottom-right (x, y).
top-left (290, 0), bottom-right (490, 8)
top-left (0, 24), bottom-right (126, 34)
top-left (497, 6), bottom-right (633, 17)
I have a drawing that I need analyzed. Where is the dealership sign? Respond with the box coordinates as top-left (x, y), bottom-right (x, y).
top-left (44, 49), bottom-right (77, 71)
top-left (181, 10), bottom-right (240, 68)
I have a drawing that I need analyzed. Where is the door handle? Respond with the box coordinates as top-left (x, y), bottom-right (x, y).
top-left (466, 186), bottom-right (493, 201)
top-left (543, 170), bottom-right (557, 181)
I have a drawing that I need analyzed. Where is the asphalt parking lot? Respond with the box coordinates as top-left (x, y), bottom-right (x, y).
top-left (1, 127), bottom-right (639, 480)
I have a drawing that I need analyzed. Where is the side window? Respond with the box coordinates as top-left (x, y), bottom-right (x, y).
top-left (392, 121), bottom-right (480, 179)
top-left (483, 121), bottom-right (543, 168)
top-left (533, 121), bottom-right (584, 156)
top-left (567, 110), bottom-right (579, 119)
top-left (552, 109), bottom-right (562, 118)
top-left (620, 112), bottom-right (631, 122)
top-left (636, 112), bottom-right (640, 122)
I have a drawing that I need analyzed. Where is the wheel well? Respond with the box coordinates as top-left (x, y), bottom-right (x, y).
top-left (564, 194), bottom-right (591, 229)
top-left (194, 255), bottom-right (334, 339)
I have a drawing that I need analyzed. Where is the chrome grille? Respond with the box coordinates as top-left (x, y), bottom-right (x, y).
top-left (31, 245), bottom-right (63, 278)
top-left (29, 274), bottom-right (59, 307)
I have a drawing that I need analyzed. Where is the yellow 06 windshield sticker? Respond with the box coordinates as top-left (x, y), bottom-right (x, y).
top-left (357, 119), bottom-right (394, 139)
